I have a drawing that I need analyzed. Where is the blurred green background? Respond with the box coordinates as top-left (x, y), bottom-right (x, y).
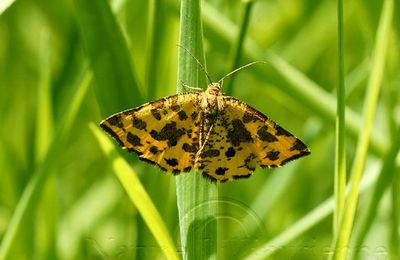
top-left (0, 0), bottom-right (399, 259)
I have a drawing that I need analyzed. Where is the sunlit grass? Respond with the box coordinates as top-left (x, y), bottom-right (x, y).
top-left (331, 0), bottom-right (394, 258)
top-left (175, 1), bottom-right (217, 259)
top-left (90, 123), bottom-right (179, 260)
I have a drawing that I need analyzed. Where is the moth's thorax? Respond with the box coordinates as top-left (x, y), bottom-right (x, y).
top-left (201, 82), bottom-right (224, 112)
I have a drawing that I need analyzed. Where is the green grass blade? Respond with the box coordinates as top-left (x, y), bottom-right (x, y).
top-left (333, 0), bottom-right (346, 234)
top-left (353, 26), bottom-right (400, 258)
top-left (175, 1), bottom-right (218, 259)
top-left (330, 0), bottom-right (393, 258)
top-left (90, 124), bottom-right (179, 260)
top-left (352, 126), bottom-right (400, 259)
top-left (32, 32), bottom-right (55, 259)
top-left (145, 0), bottom-right (159, 100)
top-left (224, 0), bottom-right (253, 96)
top-left (35, 30), bottom-right (53, 162)
top-left (74, 0), bottom-right (143, 116)
top-left (384, 19), bottom-right (400, 259)
top-left (0, 70), bottom-right (92, 260)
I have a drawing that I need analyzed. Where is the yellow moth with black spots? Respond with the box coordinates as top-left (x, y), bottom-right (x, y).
top-left (100, 78), bottom-right (310, 183)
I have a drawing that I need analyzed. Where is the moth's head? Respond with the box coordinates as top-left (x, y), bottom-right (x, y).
top-left (206, 82), bottom-right (222, 95)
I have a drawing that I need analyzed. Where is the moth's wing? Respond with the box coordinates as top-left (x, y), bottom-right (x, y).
top-left (100, 93), bottom-right (201, 173)
top-left (196, 96), bottom-right (310, 182)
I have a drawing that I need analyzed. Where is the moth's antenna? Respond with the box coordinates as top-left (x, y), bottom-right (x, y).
top-left (177, 44), bottom-right (213, 84)
top-left (217, 61), bottom-right (267, 85)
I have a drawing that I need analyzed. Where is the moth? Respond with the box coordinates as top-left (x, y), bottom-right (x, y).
top-left (100, 60), bottom-right (310, 182)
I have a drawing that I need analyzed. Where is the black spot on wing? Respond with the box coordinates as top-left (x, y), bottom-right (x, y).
top-left (149, 121), bottom-right (185, 146)
top-left (265, 150), bottom-right (280, 161)
top-left (242, 111), bottom-right (257, 123)
top-left (215, 167), bottom-right (228, 176)
top-left (182, 143), bottom-right (198, 153)
top-left (149, 146), bottom-right (159, 154)
top-left (171, 105), bottom-right (181, 112)
top-left (191, 111), bottom-right (198, 120)
top-left (151, 108), bottom-right (162, 120)
top-left (200, 149), bottom-right (220, 158)
top-left (132, 117), bottom-right (147, 130)
top-left (290, 139), bottom-right (308, 152)
top-left (127, 132), bottom-right (142, 146)
top-left (178, 110), bottom-right (188, 120)
top-left (107, 114), bottom-right (123, 128)
top-left (257, 126), bottom-right (278, 142)
top-left (225, 147), bottom-right (235, 158)
top-left (227, 119), bottom-right (253, 146)
top-left (165, 158), bottom-right (179, 167)
top-left (275, 124), bottom-right (292, 136)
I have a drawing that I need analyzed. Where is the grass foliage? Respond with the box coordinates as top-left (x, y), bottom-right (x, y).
top-left (0, 0), bottom-right (399, 259)
top-left (175, 1), bottom-right (217, 259)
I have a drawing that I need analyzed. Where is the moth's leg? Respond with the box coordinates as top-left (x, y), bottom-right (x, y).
top-left (194, 117), bottom-right (215, 165)
top-left (197, 118), bottom-right (204, 151)
top-left (195, 118), bottom-right (205, 162)
top-left (194, 117), bottom-right (204, 165)
top-left (180, 80), bottom-right (203, 92)
top-left (198, 124), bottom-right (214, 154)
